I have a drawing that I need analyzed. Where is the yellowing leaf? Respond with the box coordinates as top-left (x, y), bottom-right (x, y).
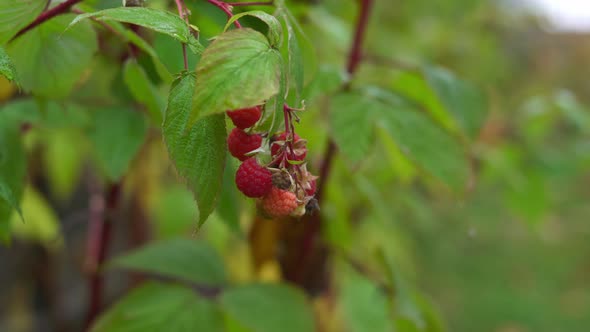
top-left (10, 187), bottom-right (63, 251)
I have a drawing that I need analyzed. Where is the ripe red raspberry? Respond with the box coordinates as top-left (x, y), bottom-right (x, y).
top-left (261, 187), bottom-right (298, 218)
top-left (235, 158), bottom-right (272, 198)
top-left (270, 132), bottom-right (306, 161)
top-left (227, 106), bottom-right (262, 129)
top-left (306, 179), bottom-right (317, 196)
top-left (228, 128), bottom-right (262, 161)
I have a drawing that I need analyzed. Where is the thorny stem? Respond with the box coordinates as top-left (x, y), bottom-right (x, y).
top-left (287, 0), bottom-right (374, 288)
top-left (207, 0), bottom-right (242, 28)
top-left (10, 0), bottom-right (82, 42)
top-left (174, 0), bottom-right (190, 70)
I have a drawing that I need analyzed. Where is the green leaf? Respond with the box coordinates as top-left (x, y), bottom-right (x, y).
top-left (377, 250), bottom-right (446, 332)
top-left (284, 18), bottom-right (303, 102)
top-left (153, 33), bottom-right (198, 76)
top-left (89, 107), bottom-right (147, 181)
top-left (91, 282), bottom-right (224, 332)
top-left (412, 295), bottom-right (446, 332)
top-left (277, 1), bottom-right (316, 102)
top-left (0, 0), bottom-right (46, 44)
top-left (164, 73), bottom-right (227, 226)
top-left (375, 95), bottom-right (469, 191)
top-left (70, 7), bottom-right (202, 54)
top-left (303, 65), bottom-right (345, 102)
top-left (554, 90), bottom-right (590, 134)
top-left (424, 66), bottom-right (487, 138)
top-left (224, 316), bottom-right (253, 332)
top-left (224, 11), bottom-right (282, 48)
top-left (123, 59), bottom-right (165, 123)
top-left (391, 70), bottom-right (456, 133)
top-left (331, 89), bottom-right (469, 191)
top-left (376, 127), bottom-right (416, 183)
top-left (0, 115), bottom-right (26, 242)
top-left (220, 283), bottom-right (315, 332)
top-left (338, 267), bottom-right (394, 332)
top-left (0, 46), bottom-right (16, 82)
top-left (391, 68), bottom-right (488, 139)
top-left (264, 56), bottom-right (287, 135)
top-left (218, 156), bottom-right (240, 232)
top-left (6, 14), bottom-right (97, 98)
top-left (43, 129), bottom-right (86, 201)
top-left (506, 171), bottom-right (549, 225)
top-left (0, 99), bottom-right (91, 129)
top-left (108, 21), bottom-right (173, 83)
top-left (154, 186), bottom-right (198, 238)
top-left (190, 28), bottom-right (281, 125)
top-left (109, 238), bottom-right (226, 287)
top-left (381, 126), bottom-right (466, 190)
top-left (330, 93), bottom-right (377, 163)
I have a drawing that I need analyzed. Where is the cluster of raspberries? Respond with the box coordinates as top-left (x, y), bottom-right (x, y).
top-left (226, 106), bottom-right (318, 218)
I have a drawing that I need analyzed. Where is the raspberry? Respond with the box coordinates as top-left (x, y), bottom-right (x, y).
top-left (235, 158), bottom-right (272, 197)
top-left (270, 132), bottom-right (306, 161)
top-left (261, 187), bottom-right (298, 218)
top-left (227, 106), bottom-right (262, 129)
top-left (228, 128), bottom-right (262, 161)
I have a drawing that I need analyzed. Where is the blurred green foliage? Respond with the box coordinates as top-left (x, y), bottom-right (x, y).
top-left (0, 0), bottom-right (589, 332)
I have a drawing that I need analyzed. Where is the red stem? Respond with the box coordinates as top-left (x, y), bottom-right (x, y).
top-left (346, 0), bottom-right (373, 75)
top-left (319, 0), bottom-right (373, 198)
top-left (207, 0), bottom-right (242, 28)
top-left (181, 42), bottom-right (188, 70)
top-left (174, 0), bottom-right (189, 70)
top-left (316, 0), bottom-right (373, 191)
top-left (283, 105), bottom-right (295, 161)
top-left (287, 0), bottom-right (374, 287)
top-left (84, 183), bottom-right (121, 329)
top-left (10, 0), bottom-right (82, 41)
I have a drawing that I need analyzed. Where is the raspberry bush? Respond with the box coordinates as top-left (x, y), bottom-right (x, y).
top-left (1, 0), bottom-right (549, 331)
top-left (227, 103), bottom-right (318, 218)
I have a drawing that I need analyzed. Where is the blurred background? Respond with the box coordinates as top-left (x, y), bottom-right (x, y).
top-left (1, 0), bottom-right (589, 331)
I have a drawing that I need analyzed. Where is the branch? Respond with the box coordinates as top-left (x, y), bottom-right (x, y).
top-left (345, 0), bottom-right (373, 76)
top-left (314, 0), bottom-right (374, 199)
top-left (285, 0), bottom-right (375, 288)
top-left (84, 183), bottom-right (121, 329)
top-left (10, 0), bottom-right (82, 42)
top-left (207, 0), bottom-right (242, 28)
top-left (175, 0), bottom-right (190, 70)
